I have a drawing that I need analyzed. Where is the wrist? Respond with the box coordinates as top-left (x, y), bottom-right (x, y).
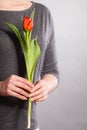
top-left (42, 74), bottom-right (58, 93)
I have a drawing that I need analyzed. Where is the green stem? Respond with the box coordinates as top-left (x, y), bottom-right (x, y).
top-left (27, 98), bottom-right (31, 128)
top-left (26, 31), bottom-right (30, 47)
top-left (26, 61), bottom-right (32, 129)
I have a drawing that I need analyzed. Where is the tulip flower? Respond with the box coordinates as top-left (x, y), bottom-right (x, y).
top-left (5, 9), bottom-right (41, 129)
top-left (23, 16), bottom-right (33, 31)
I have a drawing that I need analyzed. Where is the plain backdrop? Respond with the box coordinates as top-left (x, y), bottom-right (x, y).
top-left (34, 0), bottom-right (87, 130)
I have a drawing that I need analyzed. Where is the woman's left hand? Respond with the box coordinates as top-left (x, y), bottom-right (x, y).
top-left (29, 79), bottom-right (48, 102)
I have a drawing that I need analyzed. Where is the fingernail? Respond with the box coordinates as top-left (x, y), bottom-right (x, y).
top-left (29, 94), bottom-right (32, 97)
top-left (24, 97), bottom-right (27, 100)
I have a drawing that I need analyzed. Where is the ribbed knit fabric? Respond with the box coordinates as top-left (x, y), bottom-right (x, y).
top-left (0, 2), bottom-right (59, 130)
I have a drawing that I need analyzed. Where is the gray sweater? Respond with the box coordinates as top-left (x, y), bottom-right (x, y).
top-left (0, 2), bottom-right (59, 130)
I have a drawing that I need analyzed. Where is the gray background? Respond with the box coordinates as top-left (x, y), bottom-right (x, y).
top-left (34, 0), bottom-right (87, 130)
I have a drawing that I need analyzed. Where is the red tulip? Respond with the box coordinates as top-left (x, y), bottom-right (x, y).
top-left (23, 16), bottom-right (33, 31)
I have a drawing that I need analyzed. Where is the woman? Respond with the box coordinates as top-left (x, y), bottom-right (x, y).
top-left (0, 0), bottom-right (59, 130)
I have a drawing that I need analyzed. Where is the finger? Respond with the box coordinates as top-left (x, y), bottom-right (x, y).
top-left (36, 96), bottom-right (48, 102)
top-left (29, 85), bottom-right (47, 98)
top-left (31, 79), bottom-right (45, 92)
top-left (10, 85), bottom-right (29, 97)
top-left (10, 80), bottom-right (32, 93)
top-left (10, 75), bottom-right (34, 88)
top-left (29, 89), bottom-right (41, 97)
top-left (31, 92), bottom-right (48, 101)
top-left (7, 89), bottom-right (27, 100)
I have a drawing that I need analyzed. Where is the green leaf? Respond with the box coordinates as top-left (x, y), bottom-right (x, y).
top-left (4, 22), bottom-right (26, 55)
top-left (25, 37), bottom-right (41, 82)
top-left (30, 8), bottom-right (35, 20)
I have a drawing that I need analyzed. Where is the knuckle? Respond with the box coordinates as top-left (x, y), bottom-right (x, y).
top-left (24, 85), bottom-right (29, 91)
top-left (43, 86), bottom-right (46, 91)
top-left (21, 84), bottom-right (30, 92)
top-left (25, 85), bottom-right (28, 89)
top-left (35, 91), bottom-right (38, 95)
top-left (20, 83), bottom-right (25, 88)
top-left (10, 75), bottom-right (15, 80)
top-left (40, 79), bottom-right (45, 86)
top-left (41, 86), bottom-right (46, 92)
top-left (21, 83), bottom-right (27, 90)
top-left (24, 85), bottom-right (28, 91)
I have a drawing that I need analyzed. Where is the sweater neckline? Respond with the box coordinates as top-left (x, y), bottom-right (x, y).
top-left (0, 1), bottom-right (35, 13)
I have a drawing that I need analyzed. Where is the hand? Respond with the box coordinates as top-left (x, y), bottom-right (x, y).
top-left (0, 75), bottom-right (34, 100)
top-left (29, 79), bottom-right (48, 102)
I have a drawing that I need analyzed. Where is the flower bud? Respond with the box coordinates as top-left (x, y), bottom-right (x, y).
top-left (23, 16), bottom-right (33, 31)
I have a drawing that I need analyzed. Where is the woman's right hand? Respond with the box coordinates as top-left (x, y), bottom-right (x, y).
top-left (0, 75), bottom-right (34, 100)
